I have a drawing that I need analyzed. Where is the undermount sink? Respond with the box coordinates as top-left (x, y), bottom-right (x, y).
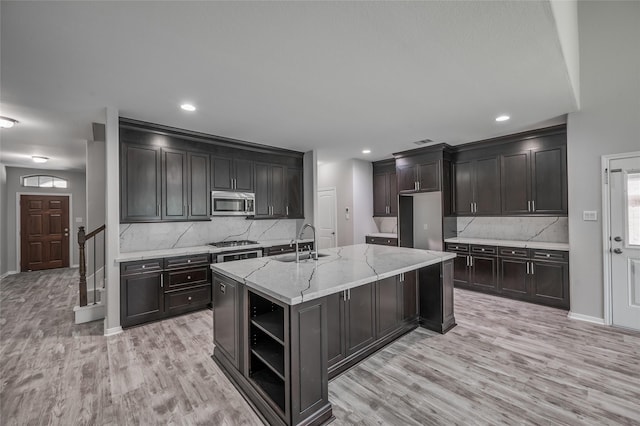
top-left (272, 252), bottom-right (330, 263)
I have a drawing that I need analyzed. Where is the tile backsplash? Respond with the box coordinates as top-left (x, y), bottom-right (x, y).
top-left (454, 216), bottom-right (568, 243)
top-left (120, 218), bottom-right (298, 252)
top-left (373, 217), bottom-right (398, 234)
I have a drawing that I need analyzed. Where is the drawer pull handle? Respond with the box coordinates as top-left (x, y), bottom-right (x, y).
top-left (546, 254), bottom-right (550, 258)
top-left (188, 296), bottom-right (192, 301)
top-left (187, 259), bottom-right (191, 263)
top-left (481, 248), bottom-right (485, 252)
top-left (141, 265), bottom-right (146, 269)
top-left (187, 275), bottom-right (191, 280)
top-left (511, 251), bottom-right (515, 254)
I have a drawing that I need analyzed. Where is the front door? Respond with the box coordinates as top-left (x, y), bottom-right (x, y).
top-left (609, 156), bottom-right (640, 330)
top-left (317, 188), bottom-right (337, 249)
top-left (20, 195), bottom-right (70, 271)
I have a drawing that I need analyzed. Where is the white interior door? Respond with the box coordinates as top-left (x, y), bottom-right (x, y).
top-left (317, 188), bottom-right (337, 249)
top-left (609, 156), bottom-right (640, 331)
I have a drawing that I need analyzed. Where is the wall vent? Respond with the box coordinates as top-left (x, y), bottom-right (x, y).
top-left (414, 139), bottom-right (433, 146)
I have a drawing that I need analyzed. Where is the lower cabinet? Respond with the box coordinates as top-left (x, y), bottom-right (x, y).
top-left (365, 236), bottom-right (398, 246)
top-left (213, 274), bottom-right (240, 369)
top-left (345, 283), bottom-right (377, 354)
top-left (120, 254), bottom-right (212, 328)
top-left (446, 243), bottom-right (570, 309)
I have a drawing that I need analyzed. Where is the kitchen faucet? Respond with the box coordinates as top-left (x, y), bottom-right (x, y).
top-left (290, 223), bottom-right (318, 262)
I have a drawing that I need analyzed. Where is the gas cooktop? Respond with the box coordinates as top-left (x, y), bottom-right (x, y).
top-left (209, 240), bottom-right (259, 248)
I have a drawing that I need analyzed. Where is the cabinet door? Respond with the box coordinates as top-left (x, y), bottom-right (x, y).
top-left (373, 173), bottom-right (388, 216)
top-left (417, 161), bottom-right (439, 192)
top-left (469, 255), bottom-right (497, 291)
top-left (162, 148), bottom-right (188, 220)
top-left (120, 271), bottom-right (164, 327)
top-left (188, 152), bottom-right (210, 219)
top-left (254, 163), bottom-right (271, 217)
top-left (453, 161), bottom-right (473, 215)
top-left (234, 158), bottom-right (254, 192)
top-left (121, 143), bottom-right (161, 222)
top-left (211, 155), bottom-right (233, 190)
top-left (452, 254), bottom-right (470, 287)
top-left (530, 260), bottom-right (569, 308)
top-left (345, 283), bottom-right (376, 355)
top-left (501, 152), bottom-right (531, 215)
top-left (213, 275), bottom-right (240, 368)
top-left (376, 276), bottom-right (401, 338)
top-left (270, 164), bottom-right (286, 217)
top-left (397, 165), bottom-right (417, 192)
top-left (388, 171), bottom-right (398, 216)
top-left (326, 292), bottom-right (346, 368)
top-left (402, 270), bottom-right (418, 321)
top-left (474, 157), bottom-right (501, 215)
top-left (286, 168), bottom-right (304, 218)
top-left (531, 146), bottom-right (567, 214)
top-left (498, 257), bottom-right (529, 296)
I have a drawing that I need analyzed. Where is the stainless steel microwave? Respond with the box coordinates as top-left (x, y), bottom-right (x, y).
top-left (211, 191), bottom-right (255, 216)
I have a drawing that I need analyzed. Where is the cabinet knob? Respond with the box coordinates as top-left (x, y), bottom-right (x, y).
top-left (142, 265), bottom-right (146, 269)
top-left (511, 251), bottom-right (515, 254)
top-left (481, 248), bottom-right (485, 252)
top-left (187, 259), bottom-right (191, 263)
top-left (188, 296), bottom-right (192, 301)
top-left (187, 275), bottom-right (191, 280)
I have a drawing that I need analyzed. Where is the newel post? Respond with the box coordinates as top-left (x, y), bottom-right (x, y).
top-left (78, 226), bottom-right (87, 307)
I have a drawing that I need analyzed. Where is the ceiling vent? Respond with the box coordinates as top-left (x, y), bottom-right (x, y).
top-left (414, 139), bottom-right (433, 146)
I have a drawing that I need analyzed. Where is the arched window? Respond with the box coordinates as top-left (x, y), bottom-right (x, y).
top-left (21, 175), bottom-right (68, 189)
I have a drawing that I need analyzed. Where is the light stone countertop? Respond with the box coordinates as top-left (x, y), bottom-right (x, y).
top-left (366, 233), bottom-right (398, 238)
top-left (444, 237), bottom-right (569, 251)
top-left (115, 239), bottom-right (313, 263)
top-left (211, 243), bottom-right (456, 305)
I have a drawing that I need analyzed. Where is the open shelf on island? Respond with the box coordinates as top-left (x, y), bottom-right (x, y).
top-left (251, 329), bottom-right (285, 379)
top-left (251, 310), bottom-right (285, 344)
top-left (250, 355), bottom-right (285, 413)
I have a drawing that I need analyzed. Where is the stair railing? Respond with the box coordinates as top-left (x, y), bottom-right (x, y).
top-left (77, 225), bottom-right (106, 307)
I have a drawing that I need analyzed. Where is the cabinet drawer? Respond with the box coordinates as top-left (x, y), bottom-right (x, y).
top-left (471, 245), bottom-right (497, 256)
top-left (164, 254), bottom-right (210, 270)
top-left (265, 244), bottom-right (295, 256)
top-left (166, 267), bottom-right (209, 289)
top-left (445, 243), bottom-right (469, 253)
top-left (165, 285), bottom-right (211, 313)
top-left (531, 250), bottom-right (568, 262)
top-left (366, 236), bottom-right (398, 246)
top-left (120, 259), bottom-right (163, 276)
top-left (499, 247), bottom-right (529, 258)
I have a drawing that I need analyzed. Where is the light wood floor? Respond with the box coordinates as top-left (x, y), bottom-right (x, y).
top-left (1, 268), bottom-right (639, 425)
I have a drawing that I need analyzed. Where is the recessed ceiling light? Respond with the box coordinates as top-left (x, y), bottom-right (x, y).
top-left (362, 149), bottom-right (371, 154)
top-left (495, 115), bottom-right (510, 122)
top-left (32, 156), bottom-right (49, 163)
top-left (180, 103), bottom-right (196, 112)
top-left (0, 116), bottom-right (19, 128)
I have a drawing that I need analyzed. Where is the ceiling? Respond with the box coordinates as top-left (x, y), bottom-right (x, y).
top-left (0, 1), bottom-right (577, 171)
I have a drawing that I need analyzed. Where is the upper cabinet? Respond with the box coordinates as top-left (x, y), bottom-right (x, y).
top-left (211, 155), bottom-right (254, 192)
top-left (372, 160), bottom-right (397, 217)
top-left (119, 118), bottom-right (304, 223)
top-left (397, 160), bottom-right (439, 193)
top-left (452, 156), bottom-right (501, 215)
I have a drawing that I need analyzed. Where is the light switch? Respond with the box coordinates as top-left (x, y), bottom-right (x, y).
top-left (75, 217), bottom-right (83, 223)
top-left (423, 224), bottom-right (428, 230)
top-left (583, 211), bottom-right (598, 221)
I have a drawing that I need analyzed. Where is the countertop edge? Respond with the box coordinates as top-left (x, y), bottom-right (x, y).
top-left (444, 237), bottom-right (569, 251)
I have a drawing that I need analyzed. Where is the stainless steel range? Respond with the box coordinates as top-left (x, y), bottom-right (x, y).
top-left (209, 240), bottom-right (262, 263)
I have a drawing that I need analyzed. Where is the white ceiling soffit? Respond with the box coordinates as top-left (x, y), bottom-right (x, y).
top-left (0, 1), bottom-right (578, 169)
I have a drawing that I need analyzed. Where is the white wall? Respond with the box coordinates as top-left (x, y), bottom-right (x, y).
top-left (86, 140), bottom-right (106, 278)
top-left (318, 160), bottom-right (355, 246)
top-left (566, 1), bottom-right (640, 319)
top-left (4, 166), bottom-right (86, 271)
top-left (550, 0), bottom-right (580, 107)
top-left (352, 159), bottom-right (377, 244)
top-left (0, 164), bottom-right (7, 276)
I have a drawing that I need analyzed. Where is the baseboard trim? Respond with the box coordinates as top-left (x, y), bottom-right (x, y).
top-left (71, 264), bottom-right (79, 268)
top-left (104, 326), bottom-right (123, 337)
top-left (567, 312), bottom-right (605, 325)
top-left (0, 271), bottom-right (18, 279)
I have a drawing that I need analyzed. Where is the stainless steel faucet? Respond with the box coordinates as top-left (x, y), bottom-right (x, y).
top-left (289, 223), bottom-right (318, 262)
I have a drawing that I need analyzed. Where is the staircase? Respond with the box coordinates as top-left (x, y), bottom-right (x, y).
top-left (74, 225), bottom-right (106, 324)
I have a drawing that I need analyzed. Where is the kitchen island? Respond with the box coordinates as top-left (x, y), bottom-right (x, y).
top-left (210, 244), bottom-right (456, 426)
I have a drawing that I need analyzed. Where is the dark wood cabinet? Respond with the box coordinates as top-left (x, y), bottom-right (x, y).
top-left (211, 155), bottom-right (254, 192)
top-left (372, 160), bottom-right (398, 217)
top-left (453, 156), bottom-right (501, 216)
top-left (365, 235), bottom-right (398, 246)
top-left (214, 273), bottom-right (240, 369)
top-left (120, 254), bottom-right (211, 328)
top-left (345, 283), bottom-right (376, 355)
top-left (120, 259), bottom-right (164, 327)
top-left (162, 148), bottom-right (188, 220)
top-left (286, 168), bottom-right (304, 218)
top-left (255, 163), bottom-right (286, 218)
top-left (445, 244), bottom-right (497, 293)
top-left (401, 270), bottom-right (418, 321)
top-left (418, 260), bottom-right (456, 333)
top-left (120, 143), bottom-right (162, 222)
top-left (187, 152), bottom-right (210, 219)
top-left (326, 292), bottom-right (346, 368)
top-left (376, 276), bottom-right (402, 338)
top-left (397, 161), bottom-right (439, 193)
top-left (501, 146), bottom-right (567, 215)
top-left (468, 254), bottom-right (498, 292)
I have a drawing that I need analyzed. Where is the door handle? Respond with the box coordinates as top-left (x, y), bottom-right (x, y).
top-left (532, 200), bottom-right (535, 212)
top-left (160, 275), bottom-right (164, 288)
top-left (613, 236), bottom-right (622, 242)
top-left (527, 201), bottom-right (531, 212)
top-left (343, 290), bottom-right (347, 301)
top-left (286, 206), bottom-right (289, 216)
top-left (613, 248), bottom-right (623, 254)
top-left (220, 283), bottom-right (226, 294)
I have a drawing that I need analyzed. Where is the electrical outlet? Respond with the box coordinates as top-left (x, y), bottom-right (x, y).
top-left (75, 217), bottom-right (83, 223)
top-left (583, 211), bottom-right (598, 221)
top-left (423, 224), bottom-right (428, 230)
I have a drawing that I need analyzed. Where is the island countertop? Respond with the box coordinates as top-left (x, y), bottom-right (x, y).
top-left (210, 243), bottom-right (456, 305)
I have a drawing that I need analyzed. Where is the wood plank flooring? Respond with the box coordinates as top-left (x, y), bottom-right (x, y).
top-left (1, 268), bottom-right (639, 425)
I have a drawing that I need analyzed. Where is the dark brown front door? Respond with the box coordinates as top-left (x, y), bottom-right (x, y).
top-left (20, 195), bottom-right (70, 271)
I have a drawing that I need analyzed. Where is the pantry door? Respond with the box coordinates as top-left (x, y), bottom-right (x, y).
top-left (20, 195), bottom-right (70, 271)
top-left (609, 156), bottom-right (640, 331)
